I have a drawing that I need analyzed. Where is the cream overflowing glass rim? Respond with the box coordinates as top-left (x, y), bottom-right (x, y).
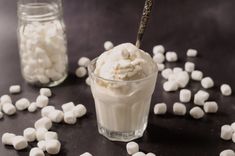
top-left (87, 58), bottom-right (158, 83)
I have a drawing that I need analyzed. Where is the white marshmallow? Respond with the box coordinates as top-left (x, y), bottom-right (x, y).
top-left (85, 77), bottom-right (91, 86)
top-left (201, 77), bottom-right (214, 89)
top-left (64, 111), bottom-right (77, 124)
top-left (73, 104), bottom-right (87, 118)
top-left (15, 98), bottom-right (30, 111)
top-left (45, 131), bottom-right (58, 140)
top-left (161, 68), bottom-right (173, 79)
top-left (173, 67), bottom-right (183, 73)
top-left (37, 140), bottom-right (46, 151)
top-left (46, 139), bottom-right (61, 154)
top-left (189, 107), bottom-right (204, 119)
top-left (23, 128), bottom-right (36, 142)
top-left (80, 152), bottom-right (93, 156)
top-left (1, 95), bottom-right (12, 104)
top-left (166, 51), bottom-right (178, 62)
top-left (220, 149), bottom-right (235, 156)
top-left (2, 103), bottom-right (16, 115)
top-left (62, 102), bottom-right (75, 112)
top-left (203, 101), bottom-right (218, 113)
top-left (34, 117), bottom-right (52, 130)
top-left (36, 128), bottom-right (48, 141)
top-left (30, 147), bottom-right (45, 156)
top-left (191, 70), bottom-right (203, 81)
top-left (104, 41), bottom-right (114, 50)
top-left (9, 85), bottom-right (21, 94)
top-left (174, 71), bottom-right (189, 88)
top-left (126, 141), bottom-right (139, 155)
top-left (36, 95), bottom-right (49, 108)
top-left (48, 110), bottom-right (64, 123)
top-left (194, 90), bottom-right (209, 106)
top-left (173, 102), bottom-right (186, 116)
top-left (231, 122), bottom-right (235, 132)
top-left (0, 111), bottom-right (3, 119)
top-left (12, 136), bottom-right (28, 150)
top-left (179, 89), bottom-right (191, 103)
top-left (153, 53), bottom-right (165, 64)
top-left (232, 133), bottom-right (235, 143)
top-left (157, 64), bottom-right (165, 71)
top-left (132, 152), bottom-right (146, 156)
top-left (146, 153), bottom-right (156, 156)
top-left (153, 45), bottom-right (165, 55)
top-left (78, 57), bottom-right (91, 67)
top-left (153, 103), bottom-right (167, 115)
top-left (40, 88), bottom-right (52, 97)
top-left (28, 102), bottom-right (37, 112)
top-left (186, 49), bottom-right (198, 57)
top-left (2, 133), bottom-right (16, 145)
top-left (75, 67), bottom-right (87, 78)
top-left (41, 106), bottom-right (55, 117)
top-left (220, 84), bottom-right (232, 96)
top-left (184, 62), bottom-right (195, 72)
top-left (221, 125), bottom-right (233, 140)
top-left (163, 81), bottom-right (179, 92)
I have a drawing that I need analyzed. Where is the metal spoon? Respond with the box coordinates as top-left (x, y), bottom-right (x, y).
top-left (135, 0), bottom-right (154, 48)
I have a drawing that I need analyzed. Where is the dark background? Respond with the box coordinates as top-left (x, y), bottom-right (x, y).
top-left (0, 0), bottom-right (235, 155)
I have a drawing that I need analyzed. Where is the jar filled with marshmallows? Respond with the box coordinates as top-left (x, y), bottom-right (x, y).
top-left (17, 0), bottom-right (68, 87)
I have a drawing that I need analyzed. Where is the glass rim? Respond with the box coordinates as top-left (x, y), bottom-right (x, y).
top-left (87, 58), bottom-right (158, 83)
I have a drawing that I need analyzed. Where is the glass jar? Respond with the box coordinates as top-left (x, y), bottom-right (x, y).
top-left (17, 0), bottom-right (68, 87)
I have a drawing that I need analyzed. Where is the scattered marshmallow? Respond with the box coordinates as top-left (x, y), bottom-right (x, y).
top-left (46, 139), bottom-right (61, 154)
top-left (153, 53), bottom-right (165, 64)
top-left (40, 88), bottom-right (52, 97)
top-left (194, 90), bottom-right (209, 106)
top-left (191, 70), bottom-right (203, 81)
top-left (28, 102), bottom-right (38, 112)
top-left (48, 110), bottom-right (64, 123)
top-left (189, 107), bottom-right (204, 119)
top-left (15, 98), bottom-right (30, 111)
top-left (78, 57), bottom-right (91, 67)
top-left (36, 128), bottom-right (48, 141)
top-left (12, 135), bottom-right (28, 150)
top-left (73, 104), bottom-right (87, 118)
top-left (157, 64), bottom-right (165, 71)
top-left (163, 81), bottom-right (179, 92)
top-left (203, 101), bottom-right (218, 113)
top-left (153, 45), bottom-right (165, 55)
top-left (2, 103), bottom-right (16, 115)
top-left (146, 153), bottom-right (156, 156)
top-left (220, 149), bottom-right (235, 156)
top-left (75, 67), bottom-right (87, 78)
top-left (201, 77), bottom-right (214, 89)
top-left (153, 103), bottom-right (167, 115)
top-left (187, 49), bottom-right (198, 57)
top-left (62, 102), bottom-right (75, 112)
top-left (37, 140), bottom-right (46, 151)
top-left (85, 77), bottom-right (91, 86)
top-left (184, 62), bottom-right (195, 72)
top-left (174, 71), bottom-right (190, 88)
top-left (220, 84), bottom-right (232, 96)
top-left (1, 95), bottom-right (12, 104)
top-left (104, 41), bottom-right (114, 51)
top-left (220, 125), bottom-right (233, 140)
top-left (126, 141), bottom-right (139, 155)
top-left (80, 152), bottom-right (93, 156)
top-left (23, 128), bottom-right (36, 142)
top-left (45, 131), bottom-right (58, 141)
top-left (36, 95), bottom-right (49, 108)
top-left (41, 106), bottom-right (55, 117)
top-left (9, 85), bottom-right (21, 94)
top-left (34, 117), bottom-right (52, 130)
top-left (64, 111), bottom-right (77, 124)
top-left (132, 152), bottom-right (146, 156)
top-left (30, 147), bottom-right (45, 156)
top-left (2, 133), bottom-right (16, 145)
top-left (179, 89), bottom-right (191, 103)
top-left (161, 68), bottom-right (173, 79)
top-left (173, 67), bottom-right (183, 73)
top-left (166, 51), bottom-right (178, 62)
top-left (173, 103), bottom-right (186, 116)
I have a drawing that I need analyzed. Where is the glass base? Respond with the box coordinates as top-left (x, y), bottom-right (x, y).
top-left (98, 123), bottom-right (147, 142)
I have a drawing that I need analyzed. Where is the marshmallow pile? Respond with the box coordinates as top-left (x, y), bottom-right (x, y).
top-left (19, 20), bottom-right (68, 85)
top-left (126, 141), bottom-right (156, 156)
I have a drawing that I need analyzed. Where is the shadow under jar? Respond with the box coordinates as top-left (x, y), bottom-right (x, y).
top-left (17, 0), bottom-right (68, 87)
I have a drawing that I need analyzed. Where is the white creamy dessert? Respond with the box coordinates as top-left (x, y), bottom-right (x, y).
top-left (89, 43), bottom-right (157, 141)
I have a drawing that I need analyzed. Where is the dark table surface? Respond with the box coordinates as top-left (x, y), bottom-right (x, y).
top-left (1, 0), bottom-right (235, 155)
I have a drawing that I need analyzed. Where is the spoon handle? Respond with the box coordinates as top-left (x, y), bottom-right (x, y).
top-left (135, 0), bottom-right (154, 48)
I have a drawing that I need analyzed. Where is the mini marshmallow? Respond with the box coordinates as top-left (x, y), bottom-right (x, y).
top-left (45, 131), bottom-right (58, 140)
top-left (2, 103), bottom-right (16, 115)
top-left (161, 68), bottom-right (173, 79)
top-left (153, 45), bottom-right (165, 55)
top-left (132, 152), bottom-right (146, 156)
top-left (157, 64), bottom-right (165, 71)
top-left (173, 103), bottom-right (186, 116)
top-left (146, 153), bottom-right (156, 156)
top-left (0, 111), bottom-right (3, 119)
top-left (231, 122), bottom-right (235, 132)
top-left (173, 67), bottom-right (183, 73)
top-left (48, 110), bottom-right (64, 123)
top-left (46, 139), bottom-right (61, 154)
top-left (78, 57), bottom-right (91, 67)
top-left (34, 117), bottom-right (52, 130)
top-left (23, 128), bottom-right (36, 142)
top-left (126, 141), bottom-right (139, 155)
top-left (80, 152), bottom-right (93, 156)
top-left (174, 71), bottom-right (190, 88)
top-left (2, 133), bottom-right (16, 145)
top-left (186, 49), bottom-right (198, 57)
top-left (62, 102), bottom-right (75, 112)
top-left (75, 67), bottom-right (87, 78)
top-left (220, 149), bottom-right (235, 156)
top-left (104, 41), bottom-right (114, 50)
top-left (64, 111), bottom-right (77, 124)
top-left (201, 77), bottom-right (214, 89)
top-left (166, 51), bottom-right (178, 62)
top-left (191, 70), bottom-right (203, 81)
top-left (203, 101), bottom-right (218, 113)
top-left (9, 85), bottom-right (21, 94)
top-left (221, 125), bottom-right (233, 140)
top-left (85, 77), bottom-right (91, 86)
top-left (36, 128), bottom-right (48, 141)
top-left (185, 62), bottom-right (195, 72)
top-left (41, 106), bottom-right (55, 117)
top-left (194, 90), bottom-right (209, 106)
top-left (189, 107), bottom-right (204, 119)
top-left (37, 140), bottom-right (46, 151)
top-left (220, 84), bottom-right (232, 96)
top-left (28, 102), bottom-right (37, 112)
top-left (73, 104), bottom-right (87, 118)
top-left (163, 81), bottom-right (179, 92)
top-left (36, 95), bottom-right (49, 108)
top-left (12, 135), bottom-right (28, 150)
top-left (153, 53), bottom-right (165, 64)
top-left (232, 133), bottom-right (235, 143)
top-left (30, 147), bottom-right (45, 156)
top-left (1, 95), bottom-right (12, 104)
top-left (153, 103), bottom-right (167, 115)
top-left (179, 89), bottom-right (191, 103)
top-left (15, 98), bottom-right (30, 111)
top-left (40, 88), bottom-right (52, 97)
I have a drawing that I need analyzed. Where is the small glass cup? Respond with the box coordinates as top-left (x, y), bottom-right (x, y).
top-left (88, 58), bottom-right (158, 142)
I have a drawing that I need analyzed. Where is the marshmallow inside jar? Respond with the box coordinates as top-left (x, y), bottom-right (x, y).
top-left (88, 43), bottom-right (158, 142)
